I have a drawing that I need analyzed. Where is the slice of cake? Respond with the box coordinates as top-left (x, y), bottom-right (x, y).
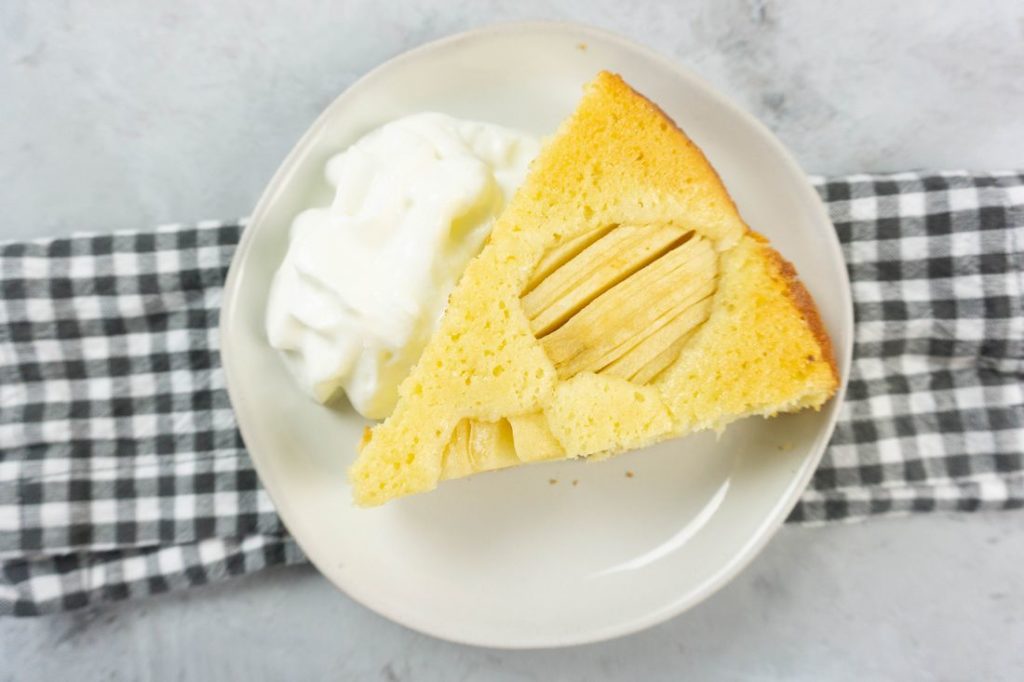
top-left (350, 72), bottom-right (838, 506)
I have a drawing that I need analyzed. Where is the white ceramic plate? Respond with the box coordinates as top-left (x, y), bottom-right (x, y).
top-left (220, 22), bottom-right (853, 648)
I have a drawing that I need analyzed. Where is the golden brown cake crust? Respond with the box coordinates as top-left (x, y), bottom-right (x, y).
top-left (752, 231), bottom-right (840, 385)
top-left (576, 72), bottom-right (746, 249)
top-left (606, 72), bottom-right (745, 232)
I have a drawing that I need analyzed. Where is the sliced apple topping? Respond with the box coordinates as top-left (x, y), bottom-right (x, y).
top-left (440, 418), bottom-right (520, 480)
top-left (522, 224), bottom-right (693, 336)
top-left (439, 225), bottom-right (719, 478)
top-left (440, 413), bottom-right (565, 479)
top-left (523, 224), bottom-right (718, 383)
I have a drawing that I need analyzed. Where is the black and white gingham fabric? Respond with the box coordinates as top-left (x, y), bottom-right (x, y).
top-left (1, 172), bottom-right (1022, 616)
top-left (790, 172), bottom-right (1023, 521)
top-left (0, 223), bottom-right (304, 616)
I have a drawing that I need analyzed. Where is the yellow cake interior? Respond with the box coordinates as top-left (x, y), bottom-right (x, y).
top-left (350, 71), bottom-right (838, 506)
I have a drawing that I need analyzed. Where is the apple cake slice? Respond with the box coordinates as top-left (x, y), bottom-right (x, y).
top-left (350, 72), bottom-right (838, 506)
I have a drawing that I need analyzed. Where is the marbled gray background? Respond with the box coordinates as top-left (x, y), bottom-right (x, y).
top-left (2, 1), bottom-right (1022, 680)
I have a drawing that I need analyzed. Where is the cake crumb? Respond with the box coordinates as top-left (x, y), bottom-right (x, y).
top-left (572, 479), bottom-right (579, 486)
top-left (549, 478), bottom-right (558, 485)
top-left (625, 470), bottom-right (635, 478)
top-left (777, 441), bottom-right (794, 452)
top-left (577, 42), bottom-right (588, 51)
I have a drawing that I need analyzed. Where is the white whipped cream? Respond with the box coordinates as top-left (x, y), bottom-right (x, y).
top-left (265, 113), bottom-right (538, 419)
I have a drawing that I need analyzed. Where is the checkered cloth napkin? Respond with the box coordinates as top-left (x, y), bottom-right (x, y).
top-left (1, 172), bottom-right (1022, 615)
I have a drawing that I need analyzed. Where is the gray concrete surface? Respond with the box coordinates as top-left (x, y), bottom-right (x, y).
top-left (2, 1), bottom-right (1023, 680)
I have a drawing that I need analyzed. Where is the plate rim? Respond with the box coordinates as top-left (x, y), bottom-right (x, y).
top-left (220, 20), bottom-right (854, 649)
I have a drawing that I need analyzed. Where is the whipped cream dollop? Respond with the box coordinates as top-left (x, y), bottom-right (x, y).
top-left (265, 113), bottom-right (538, 419)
